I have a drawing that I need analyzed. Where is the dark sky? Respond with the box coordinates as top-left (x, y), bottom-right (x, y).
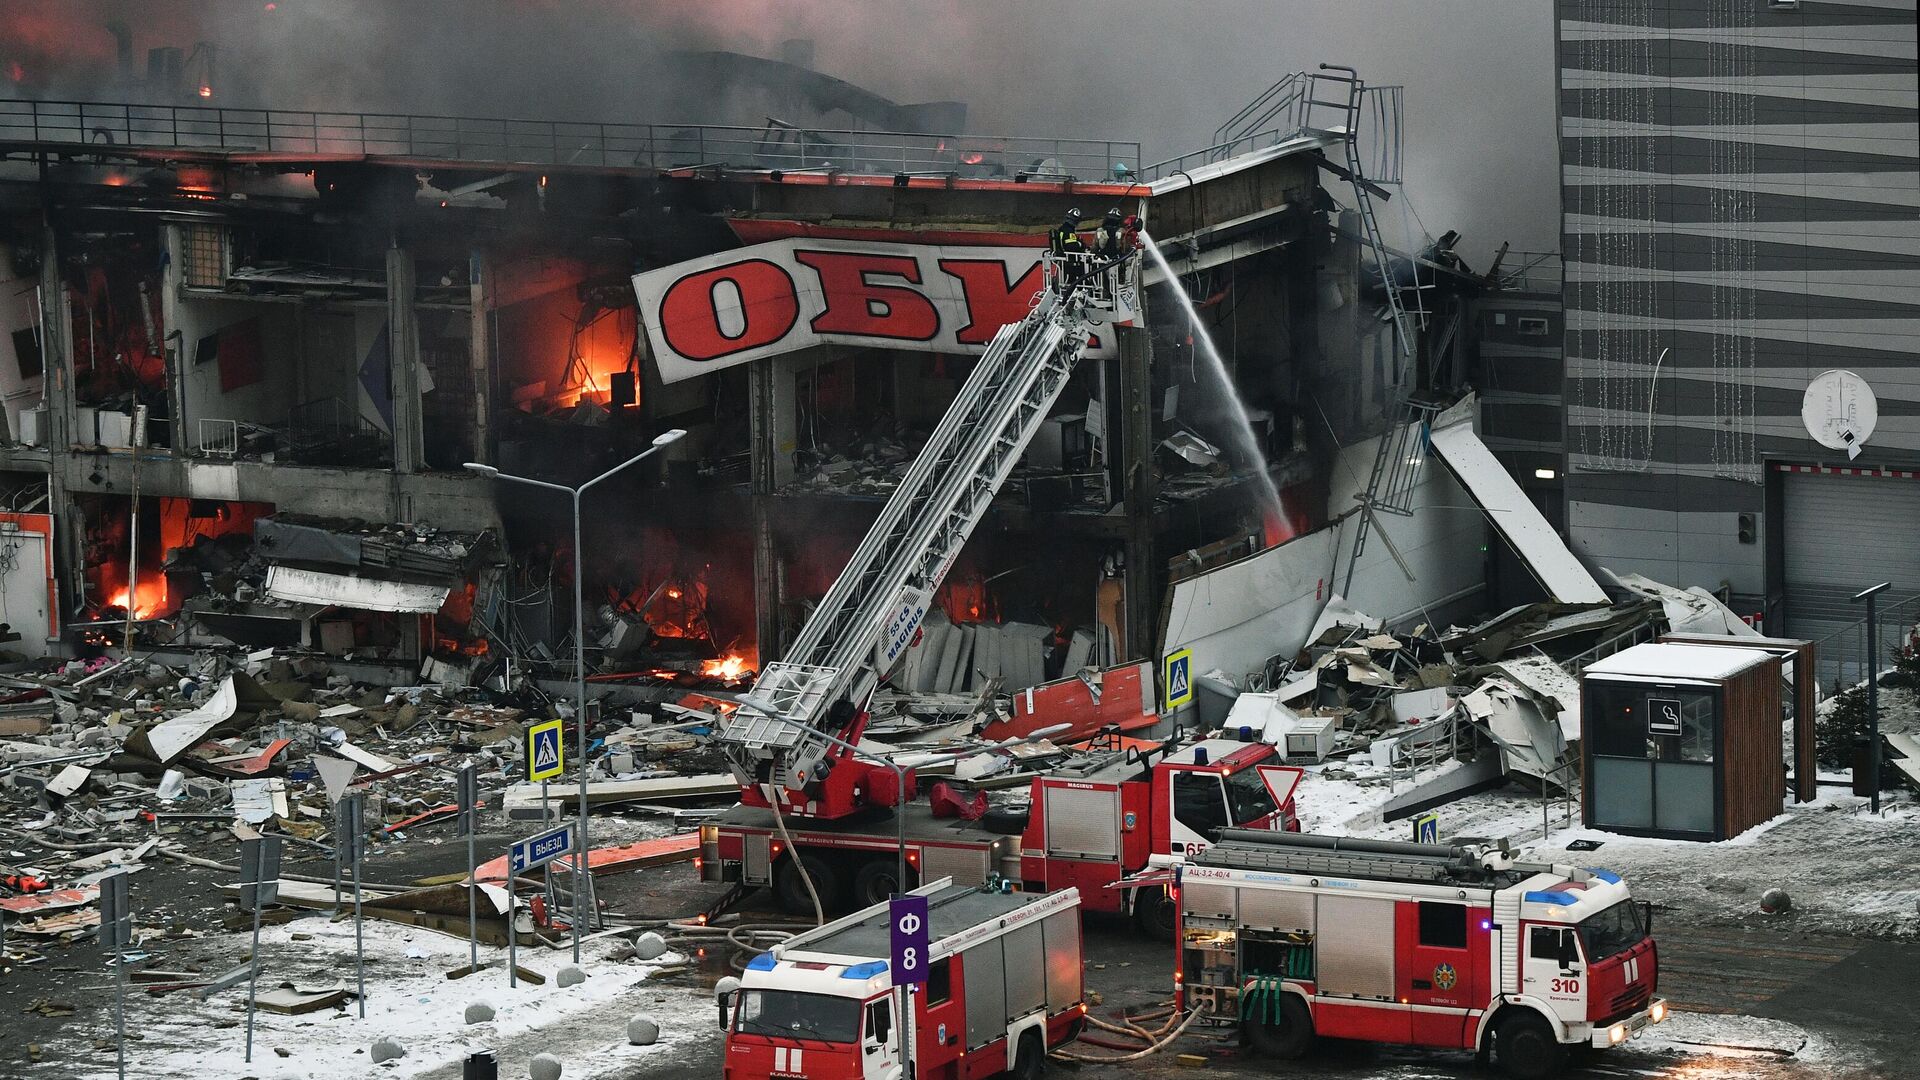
top-left (2, 0), bottom-right (1560, 261)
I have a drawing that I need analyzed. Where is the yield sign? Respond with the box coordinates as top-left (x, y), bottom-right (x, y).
top-left (314, 754), bottom-right (361, 805)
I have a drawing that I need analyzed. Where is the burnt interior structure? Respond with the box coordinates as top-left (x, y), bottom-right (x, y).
top-left (0, 73), bottom-right (1495, 692)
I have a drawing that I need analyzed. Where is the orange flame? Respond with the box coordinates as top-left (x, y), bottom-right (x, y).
top-left (107, 573), bottom-right (168, 619)
top-left (701, 653), bottom-right (751, 681)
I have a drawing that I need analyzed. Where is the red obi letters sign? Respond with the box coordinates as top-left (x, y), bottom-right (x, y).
top-left (633, 238), bottom-right (1115, 383)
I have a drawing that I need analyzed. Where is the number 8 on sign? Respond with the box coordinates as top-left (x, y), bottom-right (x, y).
top-left (889, 895), bottom-right (930, 987)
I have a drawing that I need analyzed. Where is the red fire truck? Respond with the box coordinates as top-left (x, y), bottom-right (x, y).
top-left (1172, 829), bottom-right (1666, 1079)
top-left (721, 880), bottom-right (1084, 1080)
top-left (700, 736), bottom-right (1303, 929)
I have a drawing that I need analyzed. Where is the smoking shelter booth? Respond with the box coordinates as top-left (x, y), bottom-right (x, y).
top-left (1581, 643), bottom-right (1784, 841)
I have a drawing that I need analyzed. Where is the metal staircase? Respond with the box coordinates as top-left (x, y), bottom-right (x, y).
top-left (720, 255), bottom-right (1129, 796)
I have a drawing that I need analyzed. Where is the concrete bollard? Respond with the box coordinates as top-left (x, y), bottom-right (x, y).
top-left (556, 965), bottom-right (587, 988)
top-left (371, 1038), bottom-right (407, 1063)
top-left (465, 1001), bottom-right (496, 1024)
top-left (632, 932), bottom-right (667, 961)
top-left (529, 1052), bottom-right (563, 1080)
top-left (627, 1014), bottom-right (660, 1046)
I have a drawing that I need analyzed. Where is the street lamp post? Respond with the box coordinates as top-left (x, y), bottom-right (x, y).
top-left (467, 427), bottom-right (685, 962)
top-left (1851, 581), bottom-right (1891, 815)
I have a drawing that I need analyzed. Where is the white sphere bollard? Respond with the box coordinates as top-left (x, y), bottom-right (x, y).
top-left (529, 1052), bottom-right (564, 1080)
top-left (371, 1038), bottom-right (407, 1063)
top-left (465, 1001), bottom-right (496, 1024)
top-left (632, 931), bottom-right (668, 961)
top-left (556, 965), bottom-right (587, 988)
top-left (627, 1013), bottom-right (661, 1046)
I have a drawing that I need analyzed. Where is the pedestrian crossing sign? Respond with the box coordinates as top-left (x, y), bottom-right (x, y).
top-left (1164, 648), bottom-right (1194, 710)
top-left (1414, 812), bottom-right (1439, 845)
top-left (527, 718), bottom-right (565, 782)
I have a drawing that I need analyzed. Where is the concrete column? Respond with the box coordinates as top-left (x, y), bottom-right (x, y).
top-left (466, 250), bottom-right (494, 464)
top-left (385, 245), bottom-right (423, 474)
top-left (1116, 325), bottom-right (1157, 661)
top-left (749, 358), bottom-right (781, 663)
top-left (38, 225), bottom-right (86, 609)
top-left (158, 225), bottom-right (193, 453)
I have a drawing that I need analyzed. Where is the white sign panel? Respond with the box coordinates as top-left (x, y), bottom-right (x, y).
top-left (633, 238), bottom-right (1120, 383)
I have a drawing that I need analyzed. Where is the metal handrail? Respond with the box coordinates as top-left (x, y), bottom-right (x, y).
top-left (1808, 591), bottom-right (1920, 697)
top-left (0, 97), bottom-right (1138, 180)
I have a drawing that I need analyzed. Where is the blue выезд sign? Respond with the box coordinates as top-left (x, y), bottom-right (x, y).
top-left (509, 822), bottom-right (575, 876)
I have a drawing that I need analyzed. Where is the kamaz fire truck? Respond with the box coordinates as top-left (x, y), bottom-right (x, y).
top-left (701, 736), bottom-right (1303, 928)
top-left (1171, 829), bottom-right (1666, 1079)
top-left (722, 880), bottom-right (1085, 1080)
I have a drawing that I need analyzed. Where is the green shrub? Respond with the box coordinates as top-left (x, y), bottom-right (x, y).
top-left (1815, 686), bottom-right (1872, 771)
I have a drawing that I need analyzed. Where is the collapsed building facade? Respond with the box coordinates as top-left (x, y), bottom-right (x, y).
top-left (0, 55), bottom-right (1574, 716)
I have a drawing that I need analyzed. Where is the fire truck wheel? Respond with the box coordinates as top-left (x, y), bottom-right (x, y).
top-left (1245, 993), bottom-right (1314, 1060)
top-left (1131, 890), bottom-right (1177, 939)
top-left (773, 852), bottom-right (843, 915)
top-left (853, 859), bottom-right (918, 906)
top-left (1009, 1031), bottom-right (1045, 1079)
top-left (1495, 1013), bottom-right (1565, 1080)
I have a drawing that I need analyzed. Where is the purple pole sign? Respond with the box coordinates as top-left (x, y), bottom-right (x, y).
top-left (889, 895), bottom-right (930, 987)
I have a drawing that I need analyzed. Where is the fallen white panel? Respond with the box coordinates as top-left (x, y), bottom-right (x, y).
top-left (139, 676), bottom-right (240, 763)
top-left (333, 741), bottom-right (398, 773)
top-left (46, 764), bottom-right (92, 798)
top-left (263, 565), bottom-right (452, 614)
top-left (1428, 420), bottom-right (1609, 605)
top-left (1613, 573), bottom-right (1764, 638)
top-left (1161, 527), bottom-right (1341, 687)
top-left (1490, 655), bottom-right (1585, 740)
top-left (1471, 677), bottom-right (1570, 784)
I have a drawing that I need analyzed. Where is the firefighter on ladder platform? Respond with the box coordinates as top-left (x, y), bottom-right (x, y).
top-left (1049, 207), bottom-right (1091, 290)
top-left (1095, 207), bottom-right (1130, 259)
top-left (1050, 208), bottom-right (1088, 258)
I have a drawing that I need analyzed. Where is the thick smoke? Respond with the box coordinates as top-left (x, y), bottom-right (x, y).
top-left (1, 0), bottom-right (1557, 259)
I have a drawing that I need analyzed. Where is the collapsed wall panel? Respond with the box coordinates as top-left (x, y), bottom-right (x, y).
top-left (1428, 419), bottom-right (1608, 605)
top-left (1161, 420), bottom-right (1486, 687)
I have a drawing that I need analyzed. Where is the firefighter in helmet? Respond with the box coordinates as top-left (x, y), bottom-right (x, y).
top-left (1096, 207), bottom-right (1129, 259)
top-left (1049, 208), bottom-right (1087, 258)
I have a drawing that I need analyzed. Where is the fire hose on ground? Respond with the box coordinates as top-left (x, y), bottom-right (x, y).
top-left (1055, 1003), bottom-right (1205, 1063)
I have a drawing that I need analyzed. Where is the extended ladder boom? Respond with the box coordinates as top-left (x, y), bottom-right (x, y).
top-left (720, 253), bottom-right (1132, 805)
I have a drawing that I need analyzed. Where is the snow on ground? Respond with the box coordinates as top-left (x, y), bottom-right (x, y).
top-left (1285, 757), bottom-right (1920, 940)
top-left (59, 916), bottom-right (711, 1080)
top-left (1643, 1010), bottom-right (1840, 1064)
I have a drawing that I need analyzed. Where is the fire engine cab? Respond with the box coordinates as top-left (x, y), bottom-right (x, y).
top-left (1173, 829), bottom-right (1666, 1079)
top-left (722, 880), bottom-right (1084, 1080)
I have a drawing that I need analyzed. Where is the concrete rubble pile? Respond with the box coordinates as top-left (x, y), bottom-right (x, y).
top-left (1189, 587), bottom-right (1740, 805)
top-left (0, 641), bottom-right (603, 974)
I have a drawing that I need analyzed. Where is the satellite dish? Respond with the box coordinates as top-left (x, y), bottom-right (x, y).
top-left (1801, 369), bottom-right (1877, 460)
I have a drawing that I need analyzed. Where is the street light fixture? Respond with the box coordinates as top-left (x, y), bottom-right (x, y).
top-left (465, 427), bottom-right (686, 963)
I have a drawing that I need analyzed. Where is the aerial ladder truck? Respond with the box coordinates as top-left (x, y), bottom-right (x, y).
top-left (714, 250), bottom-right (1134, 822)
top-left (699, 247), bottom-right (1306, 921)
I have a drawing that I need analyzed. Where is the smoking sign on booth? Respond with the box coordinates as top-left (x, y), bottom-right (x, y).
top-left (632, 237), bottom-right (1126, 383)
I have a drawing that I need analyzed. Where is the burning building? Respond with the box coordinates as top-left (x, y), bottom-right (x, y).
top-left (0, 30), bottom-right (1541, 706)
